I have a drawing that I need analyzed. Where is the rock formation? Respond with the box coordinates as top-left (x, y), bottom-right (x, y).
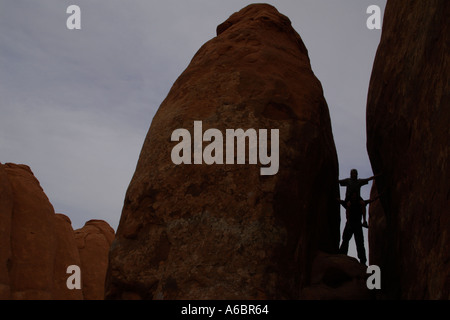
top-left (367, 183), bottom-right (386, 275)
top-left (300, 251), bottom-right (373, 300)
top-left (75, 220), bottom-right (115, 300)
top-left (0, 163), bottom-right (114, 300)
top-left (0, 162), bottom-right (14, 298)
top-left (53, 213), bottom-right (84, 300)
top-left (366, 0), bottom-right (449, 299)
top-left (106, 4), bottom-right (340, 299)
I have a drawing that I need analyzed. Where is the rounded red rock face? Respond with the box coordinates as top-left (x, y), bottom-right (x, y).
top-left (0, 163), bottom-right (114, 300)
top-left (106, 4), bottom-right (340, 300)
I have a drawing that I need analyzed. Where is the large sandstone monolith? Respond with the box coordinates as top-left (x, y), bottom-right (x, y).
top-left (0, 163), bottom-right (114, 300)
top-left (366, 0), bottom-right (449, 299)
top-left (106, 4), bottom-right (340, 299)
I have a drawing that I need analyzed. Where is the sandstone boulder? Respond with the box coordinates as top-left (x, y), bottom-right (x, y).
top-left (106, 4), bottom-right (340, 299)
top-left (2, 163), bottom-right (57, 299)
top-left (366, 0), bottom-right (449, 299)
top-left (300, 251), bottom-right (374, 300)
top-left (75, 220), bottom-right (115, 300)
top-left (53, 213), bottom-right (84, 300)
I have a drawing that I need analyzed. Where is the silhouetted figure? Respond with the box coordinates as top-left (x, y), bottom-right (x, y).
top-left (338, 192), bottom-right (380, 265)
top-left (339, 169), bottom-right (378, 222)
top-left (339, 169), bottom-right (377, 202)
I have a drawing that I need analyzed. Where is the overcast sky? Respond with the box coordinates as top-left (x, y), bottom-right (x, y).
top-left (0, 0), bottom-right (386, 259)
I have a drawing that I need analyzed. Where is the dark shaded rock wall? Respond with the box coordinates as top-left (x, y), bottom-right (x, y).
top-left (366, 0), bottom-right (449, 299)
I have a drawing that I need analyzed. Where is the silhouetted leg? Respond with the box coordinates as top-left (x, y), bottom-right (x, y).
top-left (353, 223), bottom-right (367, 264)
top-left (339, 222), bottom-right (353, 255)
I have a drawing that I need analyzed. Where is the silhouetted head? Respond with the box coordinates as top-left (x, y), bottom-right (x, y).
top-left (350, 169), bottom-right (358, 180)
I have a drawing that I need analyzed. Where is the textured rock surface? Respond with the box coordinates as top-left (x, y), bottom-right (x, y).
top-left (106, 4), bottom-right (340, 299)
top-left (367, 183), bottom-right (386, 269)
top-left (75, 220), bottom-right (115, 300)
top-left (0, 163), bottom-right (14, 299)
top-left (2, 163), bottom-right (57, 299)
top-left (366, 0), bottom-right (449, 299)
top-left (53, 213), bottom-right (84, 300)
top-left (300, 252), bottom-right (373, 300)
top-left (0, 163), bottom-right (114, 300)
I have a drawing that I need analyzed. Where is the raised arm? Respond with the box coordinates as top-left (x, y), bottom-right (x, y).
top-left (360, 173), bottom-right (381, 184)
top-left (368, 173), bottom-right (382, 181)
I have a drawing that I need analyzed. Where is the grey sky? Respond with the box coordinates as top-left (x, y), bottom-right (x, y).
top-left (0, 0), bottom-right (386, 260)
